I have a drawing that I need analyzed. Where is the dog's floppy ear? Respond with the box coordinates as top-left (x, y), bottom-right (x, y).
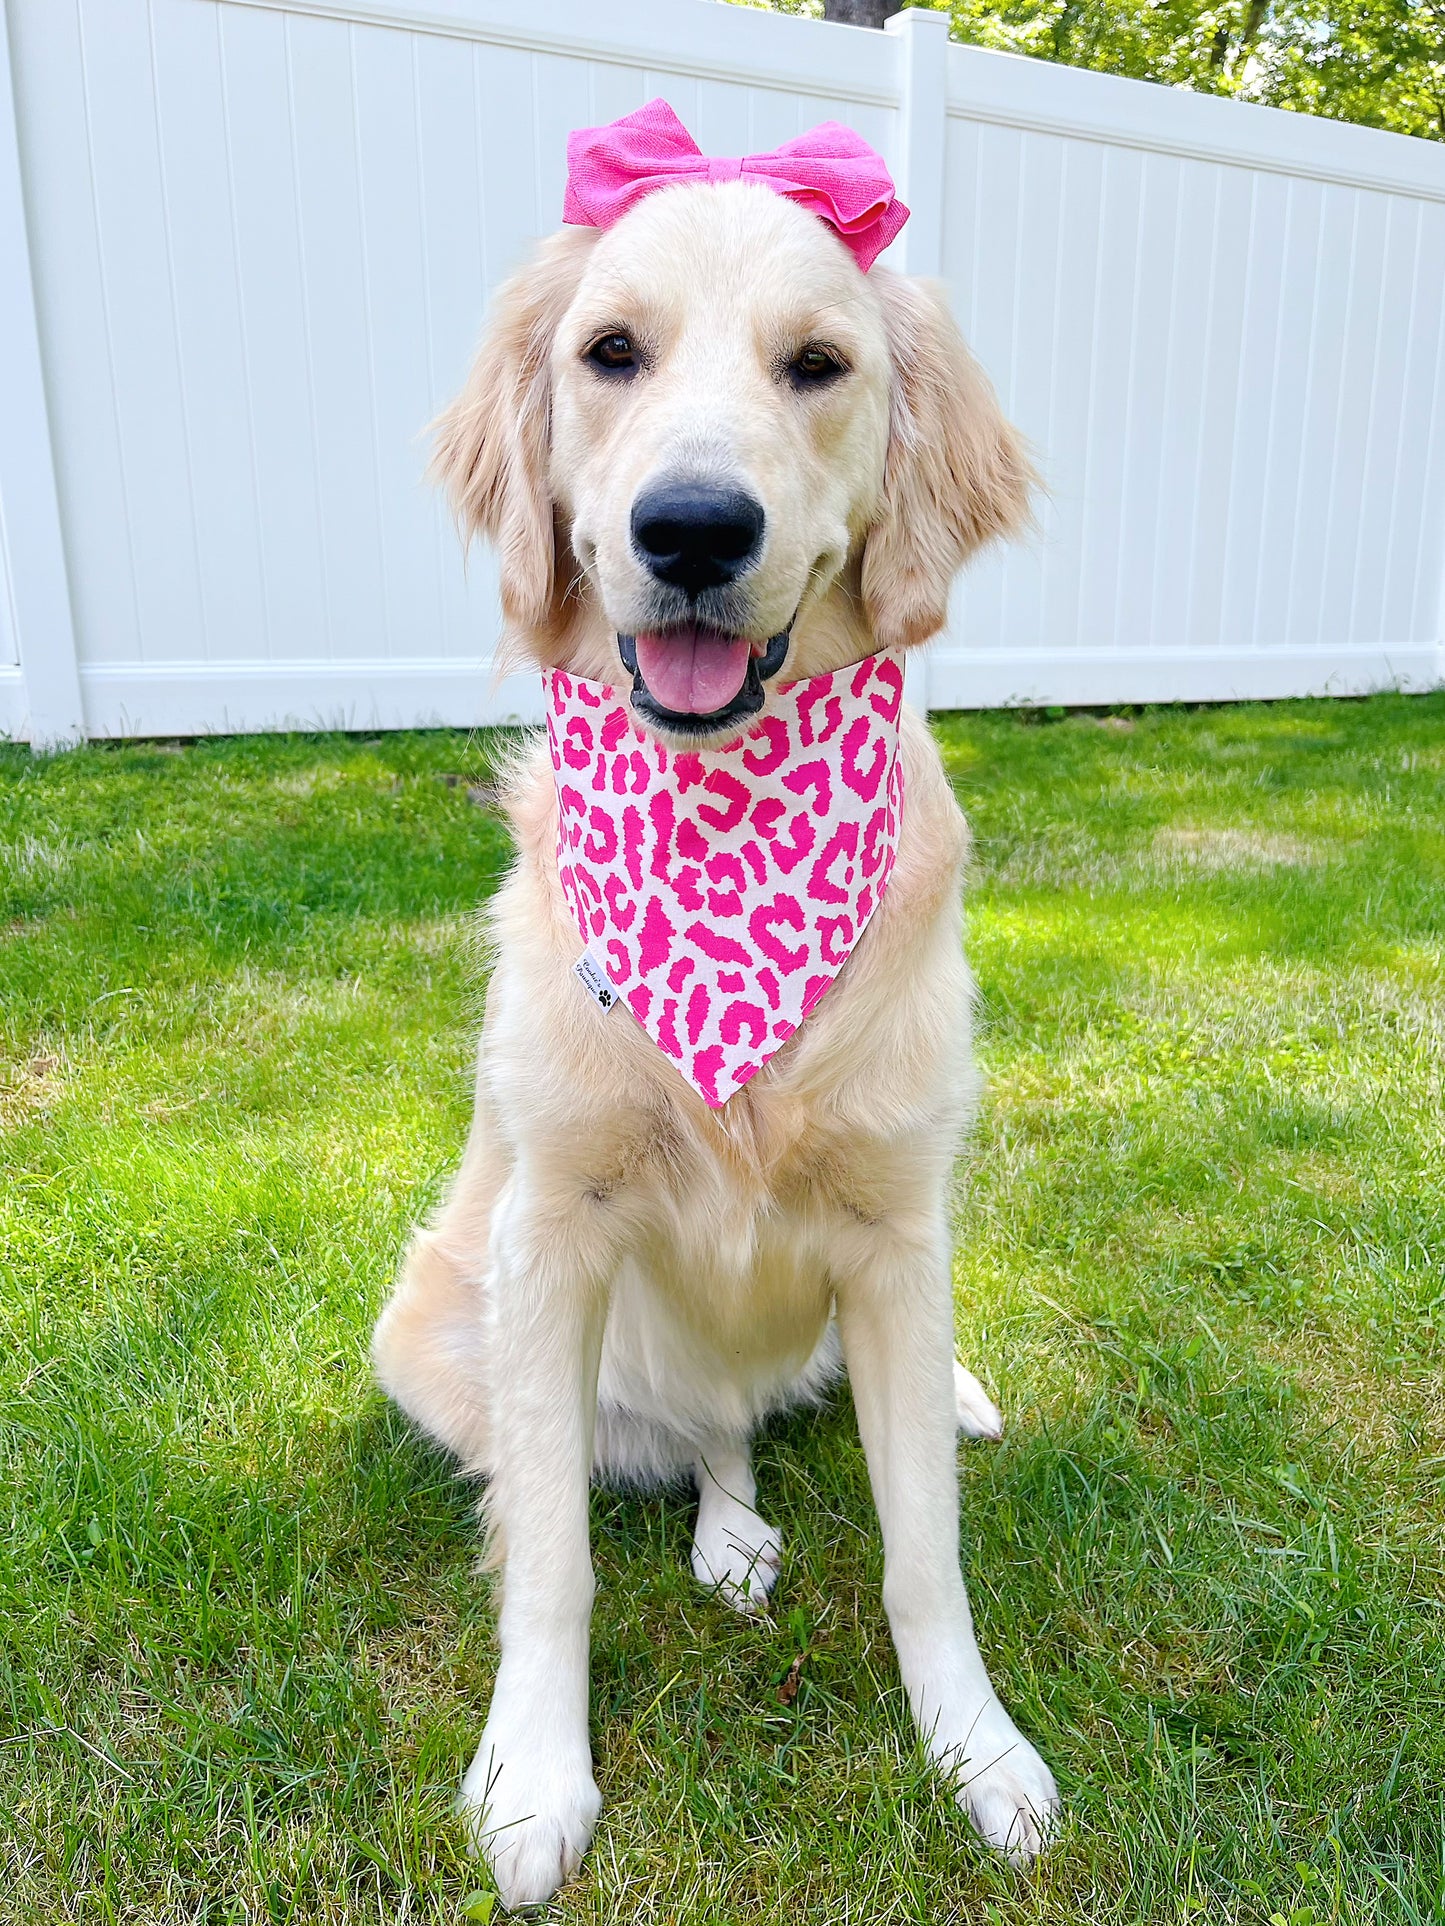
top-left (430, 227), bottom-right (595, 638)
top-left (862, 273), bottom-right (1035, 654)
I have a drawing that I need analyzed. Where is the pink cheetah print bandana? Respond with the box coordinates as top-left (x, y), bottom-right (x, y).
top-left (546, 649), bottom-right (905, 1108)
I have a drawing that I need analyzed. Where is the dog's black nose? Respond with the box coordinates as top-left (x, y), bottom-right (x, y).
top-left (631, 484), bottom-right (765, 595)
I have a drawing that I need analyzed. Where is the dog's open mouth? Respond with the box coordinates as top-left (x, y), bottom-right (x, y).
top-left (618, 625), bottom-right (790, 734)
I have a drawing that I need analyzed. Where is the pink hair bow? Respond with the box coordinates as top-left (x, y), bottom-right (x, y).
top-left (563, 98), bottom-right (908, 274)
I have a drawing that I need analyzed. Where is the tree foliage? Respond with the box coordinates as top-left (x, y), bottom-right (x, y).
top-left (745, 0), bottom-right (1445, 141)
top-left (947, 0), bottom-right (1445, 140)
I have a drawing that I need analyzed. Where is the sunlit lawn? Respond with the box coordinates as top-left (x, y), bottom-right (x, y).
top-left (2, 694), bottom-right (1443, 1924)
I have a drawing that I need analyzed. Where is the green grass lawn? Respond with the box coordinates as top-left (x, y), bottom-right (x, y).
top-left (2, 695), bottom-right (1443, 1926)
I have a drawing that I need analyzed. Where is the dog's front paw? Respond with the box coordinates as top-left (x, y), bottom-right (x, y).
top-left (953, 1361), bottom-right (1004, 1440)
top-left (690, 1501), bottom-right (783, 1613)
top-left (458, 1726), bottom-right (601, 1910)
top-left (946, 1702), bottom-right (1060, 1866)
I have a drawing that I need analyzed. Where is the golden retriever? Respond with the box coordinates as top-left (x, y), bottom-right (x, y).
top-left (371, 178), bottom-right (1058, 1908)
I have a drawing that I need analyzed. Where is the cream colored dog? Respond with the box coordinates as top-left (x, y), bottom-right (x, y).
top-left (372, 180), bottom-right (1058, 1908)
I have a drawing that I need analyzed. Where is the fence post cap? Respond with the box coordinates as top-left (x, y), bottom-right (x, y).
top-left (884, 7), bottom-right (951, 37)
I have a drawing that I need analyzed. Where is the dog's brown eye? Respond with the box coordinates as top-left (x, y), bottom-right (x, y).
top-left (788, 345), bottom-right (846, 387)
top-left (587, 332), bottom-right (637, 375)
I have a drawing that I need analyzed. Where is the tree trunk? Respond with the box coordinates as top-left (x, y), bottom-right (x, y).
top-left (823, 0), bottom-right (893, 29)
top-left (1231, 0), bottom-right (1268, 76)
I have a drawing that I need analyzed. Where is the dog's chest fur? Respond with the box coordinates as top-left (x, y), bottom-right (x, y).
top-left (485, 706), bottom-right (974, 1272)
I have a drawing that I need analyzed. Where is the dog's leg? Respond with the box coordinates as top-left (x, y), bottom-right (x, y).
top-left (372, 1229), bottom-right (491, 1469)
top-left (457, 1174), bottom-right (617, 1910)
top-left (835, 1218), bottom-right (1059, 1863)
top-left (690, 1437), bottom-right (782, 1613)
top-left (373, 1087), bottom-right (507, 1469)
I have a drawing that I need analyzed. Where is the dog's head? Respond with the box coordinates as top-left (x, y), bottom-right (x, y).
top-left (433, 182), bottom-right (1032, 743)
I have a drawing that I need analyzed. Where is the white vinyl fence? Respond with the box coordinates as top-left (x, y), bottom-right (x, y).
top-left (2, 0), bottom-right (1443, 743)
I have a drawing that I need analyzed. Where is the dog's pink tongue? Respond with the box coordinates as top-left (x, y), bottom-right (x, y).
top-left (635, 627), bottom-right (751, 715)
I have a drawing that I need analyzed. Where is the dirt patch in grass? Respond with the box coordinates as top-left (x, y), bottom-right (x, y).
top-left (1152, 825), bottom-right (1329, 870)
